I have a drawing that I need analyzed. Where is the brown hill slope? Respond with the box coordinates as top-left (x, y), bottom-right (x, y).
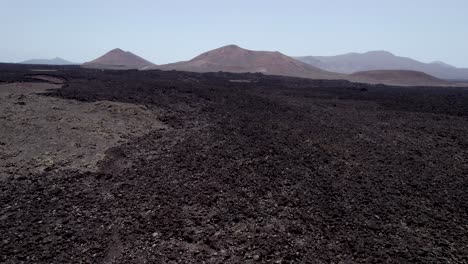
top-left (350, 70), bottom-right (451, 86)
top-left (149, 45), bottom-right (343, 79)
top-left (296, 51), bottom-right (468, 80)
top-left (82, 48), bottom-right (155, 70)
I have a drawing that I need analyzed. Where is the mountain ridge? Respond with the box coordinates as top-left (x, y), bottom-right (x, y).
top-left (296, 51), bottom-right (468, 80)
top-left (20, 57), bottom-right (77, 65)
top-left (148, 45), bottom-right (344, 80)
top-left (349, 70), bottom-right (450, 86)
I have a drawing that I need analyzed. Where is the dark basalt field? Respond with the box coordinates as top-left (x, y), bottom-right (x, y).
top-left (1, 63), bottom-right (468, 263)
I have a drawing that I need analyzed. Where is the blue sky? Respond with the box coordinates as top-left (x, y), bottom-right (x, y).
top-left (1, 0), bottom-right (467, 66)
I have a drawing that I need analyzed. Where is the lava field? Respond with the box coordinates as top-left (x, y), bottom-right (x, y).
top-left (1, 63), bottom-right (467, 263)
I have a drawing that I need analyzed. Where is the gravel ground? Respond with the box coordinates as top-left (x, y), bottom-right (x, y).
top-left (0, 64), bottom-right (467, 263)
top-left (0, 82), bottom-right (165, 177)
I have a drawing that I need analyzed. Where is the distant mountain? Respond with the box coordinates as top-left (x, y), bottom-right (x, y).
top-left (349, 70), bottom-right (450, 86)
top-left (430, 61), bottom-right (455, 69)
top-left (20, 57), bottom-right (77, 65)
top-left (296, 51), bottom-right (468, 80)
top-left (149, 45), bottom-right (344, 80)
top-left (82, 48), bottom-right (155, 70)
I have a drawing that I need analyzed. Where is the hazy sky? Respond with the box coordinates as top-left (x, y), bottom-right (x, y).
top-left (1, 0), bottom-right (467, 66)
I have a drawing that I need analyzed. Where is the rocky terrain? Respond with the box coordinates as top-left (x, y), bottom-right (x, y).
top-left (0, 80), bottom-right (164, 177)
top-left (1, 63), bottom-right (468, 263)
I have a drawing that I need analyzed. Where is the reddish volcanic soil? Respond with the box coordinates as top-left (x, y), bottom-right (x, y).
top-left (1, 64), bottom-right (468, 263)
top-left (153, 45), bottom-right (343, 80)
top-left (350, 70), bottom-right (450, 86)
top-left (82, 48), bottom-right (155, 70)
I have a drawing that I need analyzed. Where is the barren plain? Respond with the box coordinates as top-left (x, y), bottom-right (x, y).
top-left (1, 64), bottom-right (467, 263)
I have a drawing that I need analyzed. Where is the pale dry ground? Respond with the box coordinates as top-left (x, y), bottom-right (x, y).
top-left (0, 82), bottom-right (165, 177)
top-left (29, 69), bottom-right (58, 72)
top-left (26, 75), bottom-right (65, 84)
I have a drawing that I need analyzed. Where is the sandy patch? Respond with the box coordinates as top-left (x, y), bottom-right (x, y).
top-left (29, 69), bottom-right (58, 72)
top-left (26, 74), bottom-right (66, 84)
top-left (0, 82), bottom-right (165, 177)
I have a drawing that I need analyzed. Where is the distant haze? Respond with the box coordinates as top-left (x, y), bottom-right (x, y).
top-left (20, 57), bottom-right (77, 65)
top-left (349, 70), bottom-right (449, 86)
top-left (296, 51), bottom-right (468, 80)
top-left (83, 46), bottom-right (453, 86)
top-left (0, 0), bottom-right (467, 67)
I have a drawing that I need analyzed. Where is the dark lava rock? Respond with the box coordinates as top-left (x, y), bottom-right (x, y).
top-left (0, 63), bottom-right (467, 263)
